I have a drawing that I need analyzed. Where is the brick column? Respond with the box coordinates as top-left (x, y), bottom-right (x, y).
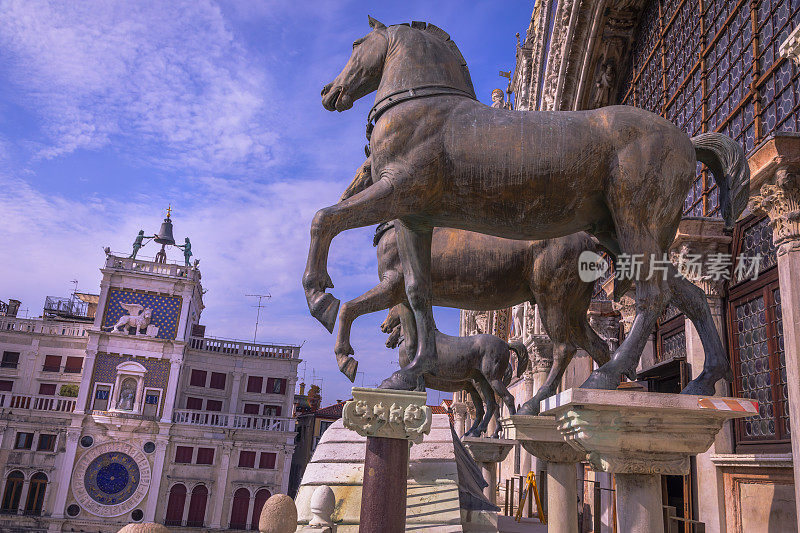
top-left (750, 158), bottom-right (800, 528)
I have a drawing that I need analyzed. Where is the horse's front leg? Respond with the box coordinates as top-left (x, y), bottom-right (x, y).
top-left (334, 271), bottom-right (402, 382)
top-left (380, 221), bottom-right (435, 391)
top-left (303, 178), bottom-right (399, 332)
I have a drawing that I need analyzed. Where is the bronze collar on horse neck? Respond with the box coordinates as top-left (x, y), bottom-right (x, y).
top-left (364, 84), bottom-right (476, 156)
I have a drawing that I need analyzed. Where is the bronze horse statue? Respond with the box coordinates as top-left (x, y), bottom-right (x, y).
top-left (333, 223), bottom-right (617, 412)
top-left (303, 18), bottom-right (749, 400)
top-left (403, 330), bottom-right (528, 437)
top-left (336, 220), bottom-right (724, 415)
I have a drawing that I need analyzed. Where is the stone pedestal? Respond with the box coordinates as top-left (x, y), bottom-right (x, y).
top-left (342, 387), bottom-right (432, 533)
top-left (504, 415), bottom-right (585, 533)
top-left (541, 388), bottom-right (757, 533)
top-left (462, 437), bottom-right (515, 505)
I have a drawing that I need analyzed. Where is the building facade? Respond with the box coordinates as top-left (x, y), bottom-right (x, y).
top-left (457, 1), bottom-right (800, 531)
top-left (0, 223), bottom-right (300, 532)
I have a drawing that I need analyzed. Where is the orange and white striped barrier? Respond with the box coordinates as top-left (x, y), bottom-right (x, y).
top-left (698, 397), bottom-right (758, 413)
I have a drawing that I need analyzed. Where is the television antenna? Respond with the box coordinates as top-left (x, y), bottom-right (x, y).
top-left (245, 292), bottom-right (271, 343)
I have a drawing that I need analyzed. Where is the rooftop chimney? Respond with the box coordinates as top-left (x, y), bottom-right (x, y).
top-left (7, 299), bottom-right (20, 317)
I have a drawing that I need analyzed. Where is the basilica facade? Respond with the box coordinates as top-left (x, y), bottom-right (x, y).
top-left (0, 222), bottom-right (300, 531)
top-left (457, 1), bottom-right (800, 531)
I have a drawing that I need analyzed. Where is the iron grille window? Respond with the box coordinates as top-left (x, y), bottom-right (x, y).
top-left (621, 0), bottom-right (800, 217)
top-left (729, 280), bottom-right (788, 444)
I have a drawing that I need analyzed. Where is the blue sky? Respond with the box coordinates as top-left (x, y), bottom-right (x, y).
top-left (0, 1), bottom-right (534, 405)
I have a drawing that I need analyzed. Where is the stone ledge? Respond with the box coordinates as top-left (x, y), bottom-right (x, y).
top-left (709, 453), bottom-right (793, 468)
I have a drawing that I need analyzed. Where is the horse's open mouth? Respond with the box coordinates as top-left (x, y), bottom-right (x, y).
top-left (321, 84), bottom-right (352, 112)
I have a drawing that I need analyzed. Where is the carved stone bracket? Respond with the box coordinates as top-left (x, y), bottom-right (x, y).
top-left (750, 169), bottom-right (800, 256)
top-left (342, 387), bottom-right (432, 444)
top-left (669, 217), bottom-right (732, 298)
top-left (540, 388), bottom-right (757, 475)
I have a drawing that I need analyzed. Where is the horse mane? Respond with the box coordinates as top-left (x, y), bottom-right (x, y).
top-left (392, 21), bottom-right (476, 98)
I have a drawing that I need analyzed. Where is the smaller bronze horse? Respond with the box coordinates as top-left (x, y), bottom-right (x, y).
top-left (399, 330), bottom-right (528, 437)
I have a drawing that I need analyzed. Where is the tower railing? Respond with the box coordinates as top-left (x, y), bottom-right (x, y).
top-left (0, 316), bottom-right (89, 337)
top-left (188, 336), bottom-right (300, 359)
top-left (172, 409), bottom-right (291, 432)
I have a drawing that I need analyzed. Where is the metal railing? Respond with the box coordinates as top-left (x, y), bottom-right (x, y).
top-left (172, 409), bottom-right (290, 431)
top-left (189, 336), bottom-right (300, 359)
top-left (0, 393), bottom-right (76, 413)
top-left (0, 316), bottom-right (90, 337)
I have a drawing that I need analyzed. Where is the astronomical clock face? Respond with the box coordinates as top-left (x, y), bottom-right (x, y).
top-left (72, 441), bottom-right (151, 517)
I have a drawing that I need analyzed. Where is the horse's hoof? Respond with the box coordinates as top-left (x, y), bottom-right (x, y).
top-left (681, 375), bottom-right (717, 396)
top-left (338, 357), bottom-right (358, 383)
top-left (516, 398), bottom-right (541, 416)
top-left (581, 368), bottom-right (622, 390)
top-left (309, 293), bottom-right (340, 333)
top-left (378, 369), bottom-right (422, 391)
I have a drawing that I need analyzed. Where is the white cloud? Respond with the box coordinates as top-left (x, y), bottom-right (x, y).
top-left (0, 0), bottom-right (277, 172)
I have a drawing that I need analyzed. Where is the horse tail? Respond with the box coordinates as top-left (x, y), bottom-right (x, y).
top-left (509, 342), bottom-right (529, 379)
top-left (691, 133), bottom-right (750, 228)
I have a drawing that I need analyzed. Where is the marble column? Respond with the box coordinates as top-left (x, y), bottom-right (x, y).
top-left (541, 388), bottom-right (757, 533)
top-left (73, 349), bottom-right (97, 414)
top-left (749, 156), bottom-right (800, 529)
top-left (209, 444), bottom-right (233, 528)
top-left (144, 434), bottom-right (169, 521)
top-left (50, 428), bottom-right (81, 518)
top-left (160, 356), bottom-right (183, 423)
top-left (342, 387), bottom-right (432, 533)
top-left (452, 401), bottom-right (468, 437)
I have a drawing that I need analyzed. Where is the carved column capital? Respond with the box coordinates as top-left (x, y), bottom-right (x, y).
top-left (527, 334), bottom-right (553, 373)
top-left (750, 169), bottom-right (800, 255)
top-left (451, 401), bottom-right (468, 418)
top-left (342, 387), bottom-right (432, 444)
top-left (780, 23), bottom-right (800, 66)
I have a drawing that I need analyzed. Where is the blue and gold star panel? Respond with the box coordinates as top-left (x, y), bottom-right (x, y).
top-left (102, 288), bottom-right (182, 340)
top-left (92, 354), bottom-right (170, 390)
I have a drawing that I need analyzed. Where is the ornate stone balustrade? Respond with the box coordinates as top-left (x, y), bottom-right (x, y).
top-left (172, 409), bottom-right (291, 432)
top-left (0, 393), bottom-right (76, 413)
top-left (189, 336), bottom-right (300, 359)
top-left (0, 316), bottom-right (90, 337)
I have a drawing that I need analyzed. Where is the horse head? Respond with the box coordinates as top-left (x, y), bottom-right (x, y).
top-left (322, 18), bottom-right (475, 113)
top-left (322, 16), bottom-right (388, 112)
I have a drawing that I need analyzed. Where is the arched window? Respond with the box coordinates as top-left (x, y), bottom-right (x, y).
top-left (229, 487), bottom-right (250, 529)
top-left (164, 483), bottom-right (186, 526)
top-left (250, 488), bottom-right (270, 530)
top-left (1, 471), bottom-right (24, 514)
top-left (186, 484), bottom-right (208, 527)
top-left (24, 473), bottom-right (47, 516)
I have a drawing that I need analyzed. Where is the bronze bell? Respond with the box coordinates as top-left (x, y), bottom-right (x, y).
top-left (154, 216), bottom-right (176, 246)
